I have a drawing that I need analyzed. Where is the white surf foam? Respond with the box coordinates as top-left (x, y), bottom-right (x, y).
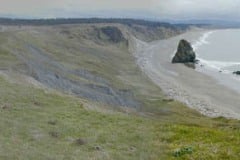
top-left (192, 31), bottom-right (214, 51)
top-left (193, 31), bottom-right (240, 72)
top-left (171, 31), bottom-right (214, 59)
top-left (198, 58), bottom-right (240, 72)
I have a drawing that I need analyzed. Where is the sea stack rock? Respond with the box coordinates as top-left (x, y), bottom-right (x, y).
top-left (172, 39), bottom-right (196, 64)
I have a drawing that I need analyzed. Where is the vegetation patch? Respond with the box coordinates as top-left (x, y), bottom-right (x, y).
top-left (173, 146), bottom-right (193, 157)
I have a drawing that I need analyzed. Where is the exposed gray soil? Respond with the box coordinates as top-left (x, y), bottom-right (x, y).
top-left (10, 44), bottom-right (138, 108)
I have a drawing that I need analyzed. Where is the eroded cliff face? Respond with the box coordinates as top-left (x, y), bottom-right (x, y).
top-left (0, 22), bottom-right (188, 109)
top-left (98, 26), bottom-right (126, 43)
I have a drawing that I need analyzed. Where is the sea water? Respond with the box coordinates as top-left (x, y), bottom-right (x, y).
top-left (193, 29), bottom-right (240, 92)
top-left (194, 29), bottom-right (240, 72)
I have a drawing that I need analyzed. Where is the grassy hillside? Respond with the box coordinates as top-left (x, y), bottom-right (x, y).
top-left (0, 72), bottom-right (240, 160)
top-left (0, 22), bottom-right (239, 159)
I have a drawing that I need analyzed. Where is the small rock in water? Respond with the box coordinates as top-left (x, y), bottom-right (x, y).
top-left (233, 71), bottom-right (240, 75)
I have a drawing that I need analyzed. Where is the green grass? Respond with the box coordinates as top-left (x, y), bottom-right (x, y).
top-left (0, 76), bottom-right (240, 159)
top-left (0, 76), bottom-right (167, 160)
top-left (167, 125), bottom-right (240, 159)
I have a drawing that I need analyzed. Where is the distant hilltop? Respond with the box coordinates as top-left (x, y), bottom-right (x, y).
top-left (0, 17), bottom-right (206, 28)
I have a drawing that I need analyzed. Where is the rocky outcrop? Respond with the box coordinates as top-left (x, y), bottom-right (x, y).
top-left (99, 26), bottom-right (126, 43)
top-left (233, 71), bottom-right (240, 75)
top-left (172, 39), bottom-right (196, 64)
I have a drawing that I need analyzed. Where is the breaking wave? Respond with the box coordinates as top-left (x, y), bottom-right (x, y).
top-left (194, 31), bottom-right (240, 72)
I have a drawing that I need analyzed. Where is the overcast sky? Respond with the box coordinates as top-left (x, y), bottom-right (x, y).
top-left (0, 0), bottom-right (240, 20)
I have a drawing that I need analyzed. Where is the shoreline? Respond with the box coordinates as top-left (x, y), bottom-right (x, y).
top-left (195, 29), bottom-right (240, 95)
top-left (133, 29), bottom-right (240, 119)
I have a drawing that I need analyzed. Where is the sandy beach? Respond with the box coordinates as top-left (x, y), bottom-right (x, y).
top-left (133, 29), bottom-right (240, 119)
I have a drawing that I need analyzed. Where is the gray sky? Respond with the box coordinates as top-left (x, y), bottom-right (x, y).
top-left (0, 0), bottom-right (240, 20)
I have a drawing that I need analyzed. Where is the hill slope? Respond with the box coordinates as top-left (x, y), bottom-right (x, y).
top-left (0, 20), bottom-right (239, 159)
top-left (0, 22), bottom-right (188, 111)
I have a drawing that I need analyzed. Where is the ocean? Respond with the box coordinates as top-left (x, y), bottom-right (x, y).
top-left (193, 29), bottom-right (240, 92)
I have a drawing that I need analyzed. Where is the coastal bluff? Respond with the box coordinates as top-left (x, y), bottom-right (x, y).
top-left (172, 39), bottom-right (196, 64)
